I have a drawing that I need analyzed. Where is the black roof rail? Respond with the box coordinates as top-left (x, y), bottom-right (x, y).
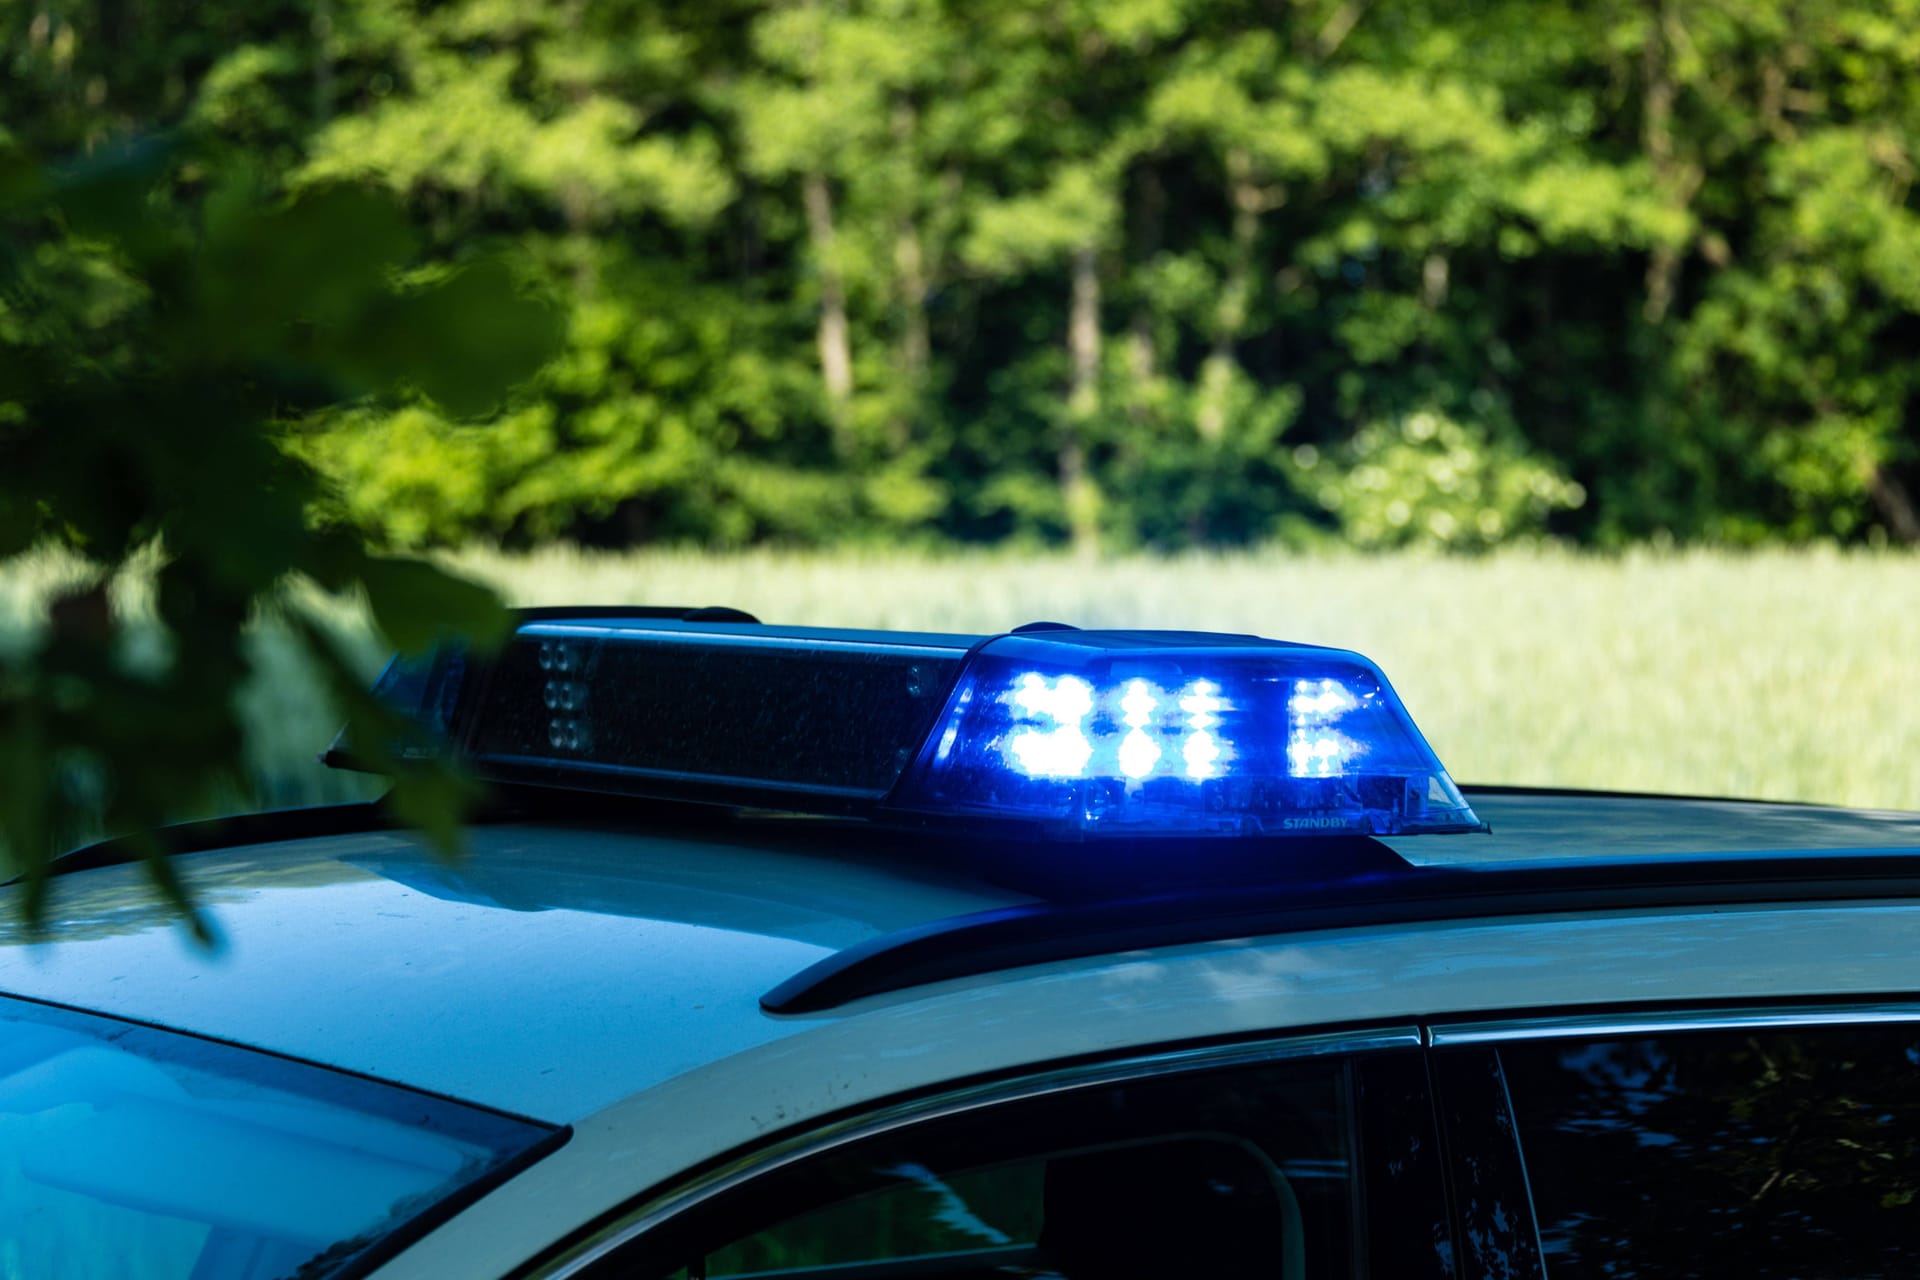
top-left (25, 801), bottom-right (399, 885)
top-left (1459, 783), bottom-right (1845, 808)
top-left (513, 605), bottom-right (761, 623)
top-left (762, 847), bottom-right (1920, 1014)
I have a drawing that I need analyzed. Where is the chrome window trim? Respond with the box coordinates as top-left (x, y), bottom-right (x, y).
top-left (529, 1024), bottom-right (1421, 1279)
top-left (521, 623), bottom-right (963, 660)
top-left (1428, 1001), bottom-right (1920, 1047)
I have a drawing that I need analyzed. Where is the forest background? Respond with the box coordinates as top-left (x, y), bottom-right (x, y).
top-left (16, 0), bottom-right (1920, 553)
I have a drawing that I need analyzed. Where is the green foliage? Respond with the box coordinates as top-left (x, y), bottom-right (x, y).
top-left (965, 168), bottom-right (1120, 276)
top-left (17, 0), bottom-right (1899, 555)
top-left (0, 135), bottom-right (562, 924)
top-left (1298, 411), bottom-right (1585, 549)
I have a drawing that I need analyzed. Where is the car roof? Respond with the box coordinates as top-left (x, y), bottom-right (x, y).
top-left (6, 789), bottom-right (1920, 1126)
top-left (0, 820), bottom-right (1034, 1122)
top-left (1388, 788), bottom-right (1920, 863)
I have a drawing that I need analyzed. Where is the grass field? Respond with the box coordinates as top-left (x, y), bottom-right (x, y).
top-left (8, 546), bottom-right (1920, 820)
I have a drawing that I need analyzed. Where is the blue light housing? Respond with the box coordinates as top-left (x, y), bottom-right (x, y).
top-left (334, 613), bottom-right (1483, 841)
top-left (888, 632), bottom-right (1482, 837)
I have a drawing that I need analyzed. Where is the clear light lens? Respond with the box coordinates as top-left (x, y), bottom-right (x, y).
top-left (894, 636), bottom-right (1482, 837)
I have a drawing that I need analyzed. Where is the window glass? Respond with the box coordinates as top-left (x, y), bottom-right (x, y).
top-left (0, 997), bottom-right (557, 1279)
top-left (1356, 1053), bottom-right (1458, 1280)
top-left (610, 1053), bottom-right (1384, 1280)
top-left (1430, 1048), bottom-right (1544, 1280)
top-left (705, 1160), bottom-right (1045, 1275)
top-left (1501, 1022), bottom-right (1920, 1279)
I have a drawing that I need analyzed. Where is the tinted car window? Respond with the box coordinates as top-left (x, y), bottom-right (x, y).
top-left (1430, 1048), bottom-right (1544, 1280)
top-left (0, 997), bottom-right (557, 1279)
top-left (1501, 1022), bottom-right (1920, 1279)
top-left (600, 1051), bottom-right (1444, 1280)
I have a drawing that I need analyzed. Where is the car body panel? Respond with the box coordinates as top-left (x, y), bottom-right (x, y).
top-left (8, 790), bottom-right (1920, 1276)
top-left (1391, 792), bottom-right (1920, 864)
top-left (380, 895), bottom-right (1920, 1277)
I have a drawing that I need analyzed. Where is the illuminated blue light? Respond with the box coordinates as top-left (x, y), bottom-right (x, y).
top-left (1005, 673), bottom-right (1094, 777)
top-left (1288, 678), bottom-right (1361, 778)
top-left (1180, 679), bottom-right (1226, 779)
top-left (1000, 674), bottom-right (1232, 784)
top-left (892, 633), bottom-right (1483, 837)
top-left (1117, 680), bottom-right (1161, 779)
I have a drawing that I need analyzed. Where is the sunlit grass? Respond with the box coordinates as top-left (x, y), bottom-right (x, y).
top-left (8, 546), bottom-right (1919, 818)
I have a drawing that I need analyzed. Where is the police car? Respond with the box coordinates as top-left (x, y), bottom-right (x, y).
top-left (8, 609), bottom-right (1920, 1279)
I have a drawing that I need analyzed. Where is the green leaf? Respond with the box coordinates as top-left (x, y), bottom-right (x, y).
top-left (199, 183), bottom-right (419, 341)
top-left (358, 556), bottom-right (510, 655)
top-left (291, 612), bottom-right (481, 861)
top-left (47, 136), bottom-right (180, 252)
top-left (345, 260), bottom-right (564, 418)
top-left (0, 493), bottom-right (40, 559)
top-left (381, 763), bottom-right (479, 862)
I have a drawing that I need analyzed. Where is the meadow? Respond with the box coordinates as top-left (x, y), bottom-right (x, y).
top-left (7, 547), bottom-right (1919, 823)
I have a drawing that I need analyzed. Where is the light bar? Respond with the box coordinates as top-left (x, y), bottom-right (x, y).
top-left (340, 614), bottom-right (1482, 839)
top-left (886, 632), bottom-right (1480, 837)
top-left (408, 619), bottom-right (972, 804)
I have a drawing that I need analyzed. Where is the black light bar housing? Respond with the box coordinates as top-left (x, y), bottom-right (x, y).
top-left (330, 609), bottom-right (979, 813)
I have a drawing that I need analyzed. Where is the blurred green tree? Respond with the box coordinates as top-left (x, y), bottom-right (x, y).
top-left (11, 0), bottom-right (1920, 580)
top-left (0, 137), bottom-right (561, 929)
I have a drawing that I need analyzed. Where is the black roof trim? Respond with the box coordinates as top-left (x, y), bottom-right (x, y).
top-left (512, 604), bottom-right (761, 623)
top-left (29, 801), bottom-right (399, 884)
top-left (1458, 783), bottom-right (1845, 808)
top-left (762, 848), bottom-right (1920, 1014)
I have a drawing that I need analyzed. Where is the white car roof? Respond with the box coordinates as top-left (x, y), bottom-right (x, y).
top-left (0, 821), bottom-right (1030, 1122)
top-left (4, 790), bottom-right (1920, 1127)
top-left (1387, 790), bottom-right (1920, 862)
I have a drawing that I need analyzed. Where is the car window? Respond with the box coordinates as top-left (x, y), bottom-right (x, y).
top-left (0, 996), bottom-right (557, 1279)
top-left (1429, 1047), bottom-right (1546, 1280)
top-left (591, 1048), bottom-right (1449, 1280)
top-left (702, 1159), bottom-right (1046, 1275)
top-left (1500, 1022), bottom-right (1920, 1279)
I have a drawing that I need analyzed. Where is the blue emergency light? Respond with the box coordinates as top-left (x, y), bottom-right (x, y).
top-left (340, 611), bottom-right (1483, 839)
top-left (891, 631), bottom-right (1480, 836)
